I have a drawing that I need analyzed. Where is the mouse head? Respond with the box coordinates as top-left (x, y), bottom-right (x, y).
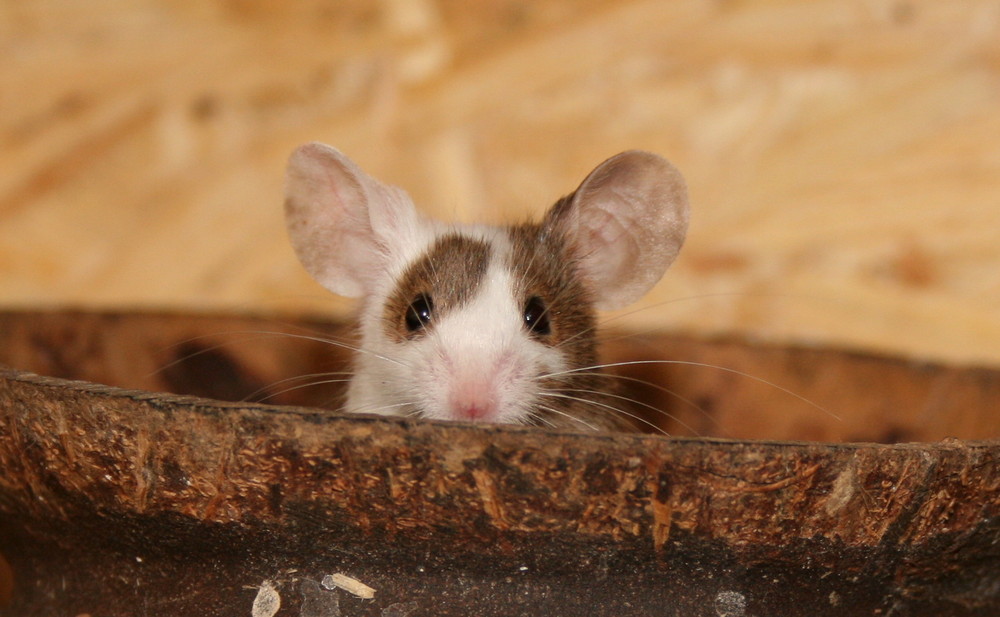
top-left (285, 143), bottom-right (689, 429)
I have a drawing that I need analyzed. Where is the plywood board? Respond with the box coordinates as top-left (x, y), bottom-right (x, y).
top-left (2, 0), bottom-right (999, 367)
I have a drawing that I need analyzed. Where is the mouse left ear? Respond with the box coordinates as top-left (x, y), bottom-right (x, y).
top-left (284, 142), bottom-right (421, 298)
top-left (545, 150), bottom-right (690, 311)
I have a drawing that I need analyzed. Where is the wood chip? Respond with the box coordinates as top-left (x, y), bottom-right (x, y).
top-left (321, 573), bottom-right (375, 599)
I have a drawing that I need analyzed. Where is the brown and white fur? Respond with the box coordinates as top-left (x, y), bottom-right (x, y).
top-left (284, 143), bottom-right (689, 431)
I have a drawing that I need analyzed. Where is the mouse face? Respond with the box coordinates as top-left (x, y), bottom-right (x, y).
top-left (352, 224), bottom-right (599, 427)
top-left (284, 143), bottom-right (689, 430)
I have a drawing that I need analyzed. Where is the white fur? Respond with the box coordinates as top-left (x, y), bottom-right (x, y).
top-left (347, 228), bottom-right (567, 424)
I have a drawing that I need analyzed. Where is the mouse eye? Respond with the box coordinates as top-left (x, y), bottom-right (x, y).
top-left (523, 296), bottom-right (551, 336)
top-left (405, 294), bottom-right (434, 333)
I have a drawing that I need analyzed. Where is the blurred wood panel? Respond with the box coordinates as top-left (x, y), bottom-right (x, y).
top-left (1, 0), bottom-right (999, 367)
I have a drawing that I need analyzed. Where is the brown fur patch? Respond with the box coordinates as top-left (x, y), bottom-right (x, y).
top-left (507, 213), bottom-right (636, 431)
top-left (506, 220), bottom-right (596, 365)
top-left (383, 234), bottom-right (491, 342)
top-left (383, 222), bottom-right (637, 431)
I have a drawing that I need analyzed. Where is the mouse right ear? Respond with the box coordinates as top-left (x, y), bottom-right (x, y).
top-left (284, 143), bottom-right (419, 297)
top-left (545, 150), bottom-right (690, 311)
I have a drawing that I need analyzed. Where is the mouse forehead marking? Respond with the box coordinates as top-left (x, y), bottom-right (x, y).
top-left (383, 233), bottom-right (493, 340)
top-left (506, 221), bottom-right (597, 359)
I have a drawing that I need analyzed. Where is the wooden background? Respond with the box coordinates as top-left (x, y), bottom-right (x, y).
top-left (2, 0), bottom-right (999, 367)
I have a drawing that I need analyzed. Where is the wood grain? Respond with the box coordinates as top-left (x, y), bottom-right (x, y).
top-left (2, 0), bottom-right (999, 367)
top-left (2, 364), bottom-right (998, 614)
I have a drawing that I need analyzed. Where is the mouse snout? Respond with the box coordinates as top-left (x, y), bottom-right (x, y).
top-left (447, 376), bottom-right (498, 422)
top-left (442, 345), bottom-right (527, 422)
top-left (428, 311), bottom-right (544, 424)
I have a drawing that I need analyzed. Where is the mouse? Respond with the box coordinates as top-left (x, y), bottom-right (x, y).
top-left (283, 142), bottom-right (690, 431)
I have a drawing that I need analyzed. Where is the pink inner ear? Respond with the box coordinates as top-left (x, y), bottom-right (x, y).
top-left (284, 143), bottom-right (389, 298)
top-left (285, 142), bottom-right (427, 299)
top-left (579, 206), bottom-right (637, 288)
top-left (556, 150), bottom-right (690, 311)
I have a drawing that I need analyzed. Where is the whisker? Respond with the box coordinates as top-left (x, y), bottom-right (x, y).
top-left (403, 406), bottom-right (423, 417)
top-left (559, 371), bottom-right (729, 437)
top-left (528, 413), bottom-right (558, 429)
top-left (542, 360), bottom-right (841, 421)
top-left (556, 290), bottom-right (842, 352)
top-left (547, 386), bottom-right (699, 436)
top-left (537, 391), bottom-right (669, 436)
top-left (147, 332), bottom-right (273, 378)
top-left (249, 375), bottom-right (355, 404)
top-left (148, 329), bottom-right (408, 380)
top-left (352, 399), bottom-right (420, 417)
top-left (242, 371), bottom-right (353, 401)
top-left (532, 403), bottom-right (601, 432)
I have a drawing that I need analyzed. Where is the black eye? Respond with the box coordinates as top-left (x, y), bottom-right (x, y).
top-left (523, 296), bottom-right (551, 336)
top-left (405, 294), bottom-right (434, 333)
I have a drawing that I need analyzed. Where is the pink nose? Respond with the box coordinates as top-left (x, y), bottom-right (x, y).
top-left (457, 403), bottom-right (490, 420)
top-left (449, 381), bottom-right (497, 421)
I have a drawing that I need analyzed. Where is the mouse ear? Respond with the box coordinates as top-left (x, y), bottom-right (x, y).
top-left (545, 150), bottom-right (690, 311)
top-left (284, 142), bottom-right (419, 297)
